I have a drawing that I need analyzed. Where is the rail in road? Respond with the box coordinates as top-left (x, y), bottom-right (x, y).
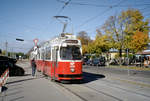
top-left (54, 79), bottom-right (150, 101)
top-left (53, 67), bottom-right (150, 101)
top-left (1, 61), bottom-right (150, 101)
top-left (54, 64), bottom-right (150, 101)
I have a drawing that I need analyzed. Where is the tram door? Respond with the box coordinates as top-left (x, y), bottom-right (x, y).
top-left (52, 47), bottom-right (58, 80)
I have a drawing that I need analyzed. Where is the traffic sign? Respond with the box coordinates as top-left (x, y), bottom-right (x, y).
top-left (33, 39), bottom-right (38, 46)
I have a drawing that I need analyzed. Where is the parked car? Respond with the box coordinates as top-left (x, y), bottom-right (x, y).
top-left (92, 57), bottom-right (106, 66)
top-left (99, 57), bottom-right (106, 66)
top-left (86, 59), bottom-right (92, 66)
top-left (0, 56), bottom-right (24, 76)
top-left (92, 58), bottom-right (101, 66)
top-left (82, 58), bottom-right (88, 65)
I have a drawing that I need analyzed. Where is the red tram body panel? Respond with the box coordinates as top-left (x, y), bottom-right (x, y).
top-left (30, 34), bottom-right (83, 82)
top-left (36, 61), bottom-right (82, 80)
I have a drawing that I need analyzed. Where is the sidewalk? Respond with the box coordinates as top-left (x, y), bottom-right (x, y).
top-left (0, 61), bottom-right (81, 101)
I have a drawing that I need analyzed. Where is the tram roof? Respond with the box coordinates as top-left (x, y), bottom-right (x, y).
top-left (39, 34), bottom-right (79, 48)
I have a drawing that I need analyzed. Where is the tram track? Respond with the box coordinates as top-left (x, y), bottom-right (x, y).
top-left (84, 73), bottom-right (150, 100)
top-left (55, 78), bottom-right (150, 101)
top-left (83, 85), bottom-right (123, 101)
top-left (44, 68), bottom-right (150, 101)
top-left (55, 82), bottom-right (123, 101)
top-left (100, 79), bottom-right (150, 98)
top-left (56, 82), bottom-right (88, 101)
top-left (51, 71), bottom-right (150, 101)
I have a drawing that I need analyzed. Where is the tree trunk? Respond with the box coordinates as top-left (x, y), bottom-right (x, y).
top-left (119, 49), bottom-right (122, 66)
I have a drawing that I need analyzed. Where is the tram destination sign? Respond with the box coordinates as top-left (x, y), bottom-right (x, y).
top-left (65, 40), bottom-right (78, 44)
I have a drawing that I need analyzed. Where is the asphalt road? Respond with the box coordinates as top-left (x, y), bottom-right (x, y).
top-left (0, 61), bottom-right (150, 101)
top-left (83, 65), bottom-right (150, 84)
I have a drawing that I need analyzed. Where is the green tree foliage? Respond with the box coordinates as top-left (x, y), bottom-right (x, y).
top-left (86, 30), bottom-right (112, 56)
top-left (95, 35), bottom-right (112, 53)
top-left (87, 42), bottom-right (96, 54)
top-left (2, 50), bottom-right (6, 56)
top-left (82, 45), bottom-right (88, 54)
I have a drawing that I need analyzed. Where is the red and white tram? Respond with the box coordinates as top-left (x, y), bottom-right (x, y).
top-left (30, 34), bottom-right (83, 82)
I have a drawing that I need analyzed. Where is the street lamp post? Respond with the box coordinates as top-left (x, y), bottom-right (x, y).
top-left (5, 41), bottom-right (8, 56)
top-left (127, 48), bottom-right (130, 76)
top-left (16, 38), bottom-right (24, 60)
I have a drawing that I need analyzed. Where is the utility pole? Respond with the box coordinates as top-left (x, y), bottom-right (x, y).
top-left (5, 41), bottom-right (8, 56)
top-left (11, 48), bottom-right (13, 58)
top-left (127, 48), bottom-right (130, 76)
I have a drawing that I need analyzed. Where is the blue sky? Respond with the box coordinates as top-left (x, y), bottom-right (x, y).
top-left (0, 0), bottom-right (150, 53)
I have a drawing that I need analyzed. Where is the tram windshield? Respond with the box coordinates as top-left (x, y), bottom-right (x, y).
top-left (60, 46), bottom-right (82, 60)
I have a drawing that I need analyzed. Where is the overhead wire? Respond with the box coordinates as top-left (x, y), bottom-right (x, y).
top-left (48, 0), bottom-right (72, 33)
top-left (139, 6), bottom-right (150, 11)
top-left (49, 0), bottom-right (71, 27)
top-left (57, 0), bottom-right (150, 7)
top-left (75, 0), bottom-right (126, 30)
top-left (55, 0), bottom-right (149, 36)
top-left (56, 0), bottom-right (71, 15)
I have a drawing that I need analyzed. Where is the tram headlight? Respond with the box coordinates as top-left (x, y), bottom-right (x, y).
top-left (70, 62), bottom-right (75, 72)
top-left (62, 43), bottom-right (67, 47)
top-left (71, 68), bottom-right (75, 72)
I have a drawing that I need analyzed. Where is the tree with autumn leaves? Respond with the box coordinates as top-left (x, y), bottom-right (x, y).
top-left (77, 30), bottom-right (112, 56)
top-left (102, 9), bottom-right (149, 56)
top-left (130, 31), bottom-right (149, 52)
top-left (77, 9), bottom-right (150, 60)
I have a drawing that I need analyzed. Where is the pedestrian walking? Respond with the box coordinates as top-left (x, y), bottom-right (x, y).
top-left (31, 58), bottom-right (36, 77)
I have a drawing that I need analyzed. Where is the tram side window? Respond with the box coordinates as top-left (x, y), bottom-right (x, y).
top-left (37, 53), bottom-right (40, 60)
top-left (41, 50), bottom-right (45, 60)
top-left (46, 47), bottom-right (51, 60)
top-left (52, 49), bottom-right (56, 60)
top-left (38, 52), bottom-right (40, 59)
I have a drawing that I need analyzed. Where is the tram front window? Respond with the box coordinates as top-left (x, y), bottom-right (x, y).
top-left (60, 46), bottom-right (82, 60)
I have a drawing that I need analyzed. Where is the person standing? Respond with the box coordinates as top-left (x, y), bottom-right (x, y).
top-left (31, 58), bottom-right (36, 77)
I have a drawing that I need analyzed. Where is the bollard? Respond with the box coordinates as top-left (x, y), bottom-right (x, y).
top-left (0, 79), bottom-right (2, 92)
top-left (0, 69), bottom-right (9, 93)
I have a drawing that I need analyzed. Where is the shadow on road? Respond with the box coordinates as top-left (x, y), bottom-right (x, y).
top-left (64, 72), bottom-right (105, 84)
top-left (6, 78), bottom-right (35, 85)
top-left (82, 72), bottom-right (105, 84)
top-left (59, 72), bottom-right (105, 84)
